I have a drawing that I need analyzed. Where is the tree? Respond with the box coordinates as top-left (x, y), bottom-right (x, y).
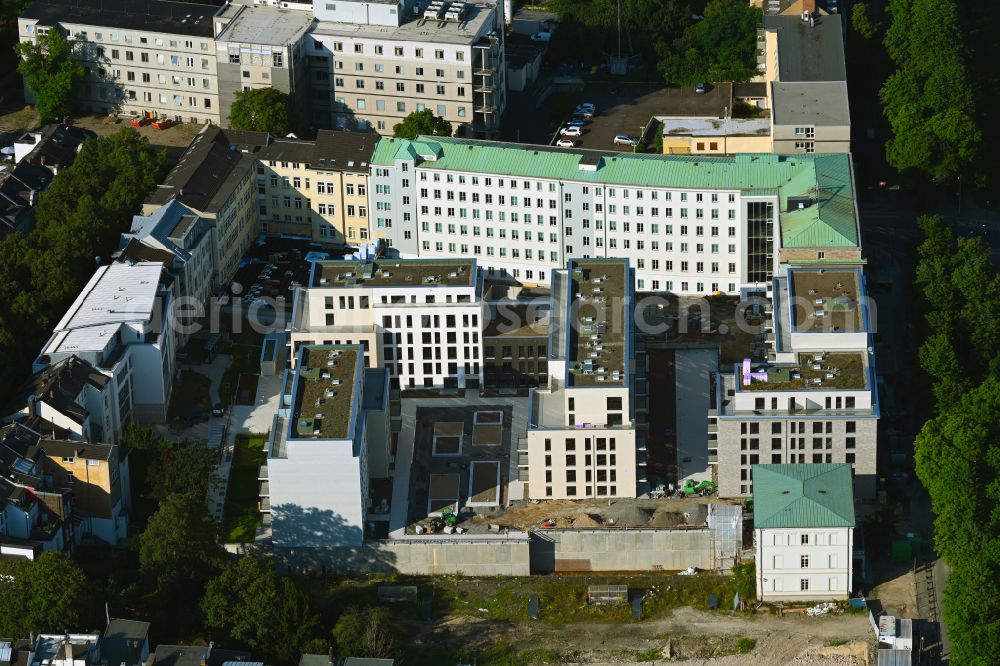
top-left (15, 29), bottom-right (83, 123)
top-left (332, 607), bottom-right (397, 660)
top-left (392, 109), bottom-right (452, 139)
top-left (202, 557), bottom-right (318, 662)
top-left (131, 494), bottom-right (225, 634)
top-left (850, 3), bottom-right (881, 40)
top-left (0, 553), bottom-right (88, 637)
top-left (659, 0), bottom-right (760, 85)
top-left (880, 0), bottom-right (980, 181)
top-left (914, 377), bottom-right (1000, 665)
top-left (229, 88), bottom-right (290, 135)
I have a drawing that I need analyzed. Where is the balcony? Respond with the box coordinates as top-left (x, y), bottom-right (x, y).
top-left (258, 464), bottom-right (268, 480)
top-left (475, 104), bottom-right (496, 114)
top-left (518, 452), bottom-right (529, 467)
top-left (259, 497), bottom-right (271, 513)
top-left (707, 420), bottom-right (718, 434)
top-left (259, 480), bottom-right (269, 497)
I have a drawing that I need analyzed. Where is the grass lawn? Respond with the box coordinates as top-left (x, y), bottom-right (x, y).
top-left (167, 370), bottom-right (212, 422)
top-left (220, 433), bottom-right (268, 543)
top-left (220, 329), bottom-right (264, 406)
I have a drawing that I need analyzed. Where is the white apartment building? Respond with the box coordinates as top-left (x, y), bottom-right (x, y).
top-left (265, 344), bottom-right (389, 547)
top-left (524, 259), bottom-right (641, 500)
top-left (308, 0), bottom-right (505, 136)
top-left (369, 137), bottom-right (863, 295)
top-left (33, 262), bottom-right (177, 428)
top-left (290, 258), bottom-right (484, 389)
top-left (18, 0), bottom-right (224, 124)
top-left (753, 463), bottom-right (855, 601)
top-left (710, 266), bottom-right (879, 499)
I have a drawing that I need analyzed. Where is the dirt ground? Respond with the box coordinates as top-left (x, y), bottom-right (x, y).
top-left (871, 568), bottom-right (918, 619)
top-left (414, 607), bottom-right (873, 665)
top-left (473, 496), bottom-right (742, 530)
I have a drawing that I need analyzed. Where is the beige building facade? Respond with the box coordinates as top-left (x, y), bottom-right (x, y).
top-left (18, 1), bottom-right (223, 124)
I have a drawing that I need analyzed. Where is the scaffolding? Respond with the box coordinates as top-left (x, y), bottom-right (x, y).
top-left (707, 503), bottom-right (743, 572)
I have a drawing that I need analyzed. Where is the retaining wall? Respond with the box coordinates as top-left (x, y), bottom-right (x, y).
top-left (530, 528), bottom-right (714, 573)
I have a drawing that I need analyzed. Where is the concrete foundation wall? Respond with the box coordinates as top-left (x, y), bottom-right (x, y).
top-left (530, 529), bottom-right (714, 573)
top-left (277, 537), bottom-right (532, 576)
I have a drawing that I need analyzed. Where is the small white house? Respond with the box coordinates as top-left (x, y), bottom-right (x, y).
top-left (753, 464), bottom-right (855, 602)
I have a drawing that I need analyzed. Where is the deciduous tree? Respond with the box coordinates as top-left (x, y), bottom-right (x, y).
top-left (229, 88), bottom-right (291, 135)
top-left (392, 109), bottom-right (452, 139)
top-left (0, 553), bottom-right (88, 637)
top-left (659, 0), bottom-right (760, 85)
top-left (15, 29), bottom-right (83, 123)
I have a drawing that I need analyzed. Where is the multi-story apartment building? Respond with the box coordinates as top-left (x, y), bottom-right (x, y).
top-left (309, 0), bottom-right (505, 136)
top-left (257, 130), bottom-right (378, 244)
top-left (482, 302), bottom-right (549, 390)
top-left (4, 356), bottom-right (118, 445)
top-left (18, 0), bottom-right (224, 124)
top-left (213, 2), bottom-right (316, 130)
top-left (144, 126), bottom-right (267, 287)
top-left (264, 344), bottom-right (389, 547)
top-left (33, 261), bottom-right (176, 427)
top-left (753, 463), bottom-right (855, 601)
top-left (762, 5), bottom-right (849, 154)
top-left (369, 137), bottom-right (862, 295)
top-left (710, 267), bottom-right (878, 499)
top-left (524, 259), bottom-right (640, 500)
top-left (119, 199), bottom-right (218, 309)
top-left (41, 439), bottom-right (131, 544)
top-left (290, 258), bottom-right (484, 389)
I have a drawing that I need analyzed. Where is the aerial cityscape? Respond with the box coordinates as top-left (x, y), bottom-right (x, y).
top-left (0, 0), bottom-right (993, 664)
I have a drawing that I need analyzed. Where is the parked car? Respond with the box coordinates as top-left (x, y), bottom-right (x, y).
top-left (572, 110), bottom-right (594, 119)
top-left (530, 31), bottom-right (552, 42)
top-left (614, 134), bottom-right (639, 146)
top-left (559, 126), bottom-right (582, 136)
top-left (575, 103), bottom-right (596, 114)
top-left (565, 119), bottom-right (587, 127)
top-left (212, 402), bottom-right (224, 417)
top-left (555, 138), bottom-right (578, 147)
top-left (695, 82), bottom-right (707, 94)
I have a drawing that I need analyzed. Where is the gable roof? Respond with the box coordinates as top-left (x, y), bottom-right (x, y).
top-left (752, 463), bottom-right (855, 529)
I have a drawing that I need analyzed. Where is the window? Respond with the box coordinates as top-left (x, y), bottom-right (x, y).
top-left (61, 456), bottom-right (75, 464)
top-left (800, 534), bottom-right (809, 545)
top-left (800, 579), bottom-right (809, 591)
top-left (66, 471), bottom-right (75, 484)
top-left (800, 555), bottom-right (809, 568)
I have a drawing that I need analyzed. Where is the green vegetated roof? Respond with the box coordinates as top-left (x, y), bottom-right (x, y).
top-left (371, 137), bottom-right (858, 249)
top-left (752, 464), bottom-right (855, 529)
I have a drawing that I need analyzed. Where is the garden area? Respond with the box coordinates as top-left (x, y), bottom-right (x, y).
top-left (220, 328), bottom-right (264, 406)
top-left (220, 433), bottom-right (268, 543)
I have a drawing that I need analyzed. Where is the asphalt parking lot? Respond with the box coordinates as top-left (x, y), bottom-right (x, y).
top-left (549, 81), bottom-right (733, 152)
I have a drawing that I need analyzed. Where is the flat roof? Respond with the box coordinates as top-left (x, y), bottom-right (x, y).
top-left (483, 303), bottom-right (549, 337)
top-left (789, 268), bottom-right (862, 332)
top-left (54, 262), bottom-right (163, 331)
top-left (374, 137), bottom-right (859, 249)
top-left (566, 259), bottom-right (628, 387)
top-left (753, 463), bottom-right (855, 529)
top-left (764, 13), bottom-right (847, 82)
top-left (312, 259), bottom-right (475, 288)
top-left (771, 80), bottom-right (850, 127)
top-left (291, 346), bottom-right (359, 440)
top-left (216, 5), bottom-right (314, 46)
top-left (744, 352), bottom-right (867, 391)
top-left (309, 1), bottom-right (498, 45)
top-left (21, 0), bottom-right (221, 38)
top-left (661, 116), bottom-right (771, 137)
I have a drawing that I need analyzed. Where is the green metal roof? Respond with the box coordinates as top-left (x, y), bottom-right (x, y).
top-left (370, 137), bottom-right (859, 249)
top-left (752, 464), bottom-right (856, 529)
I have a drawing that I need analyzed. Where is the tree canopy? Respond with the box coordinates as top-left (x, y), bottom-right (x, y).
top-left (202, 557), bottom-right (318, 663)
top-left (15, 29), bottom-right (83, 123)
top-left (913, 215), bottom-right (1000, 664)
top-left (332, 607), bottom-right (397, 660)
top-left (880, 0), bottom-right (980, 181)
top-left (850, 2), bottom-right (881, 40)
top-left (660, 0), bottom-right (761, 85)
top-left (229, 88), bottom-right (291, 135)
top-left (0, 129), bottom-right (168, 408)
top-left (0, 553), bottom-right (88, 637)
top-left (392, 109), bottom-right (452, 139)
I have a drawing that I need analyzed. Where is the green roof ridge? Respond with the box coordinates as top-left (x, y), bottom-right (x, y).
top-left (752, 463), bottom-right (855, 529)
top-left (370, 137), bottom-right (858, 249)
